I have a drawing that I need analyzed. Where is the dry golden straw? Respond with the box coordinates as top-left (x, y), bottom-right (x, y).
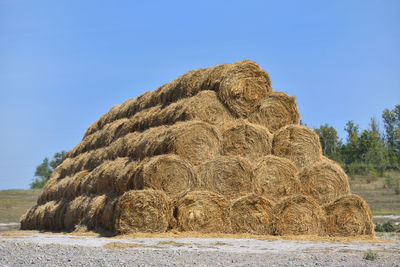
top-left (175, 191), bottom-right (231, 233)
top-left (272, 125), bottom-right (322, 169)
top-left (324, 194), bottom-right (374, 237)
top-left (249, 91), bottom-right (299, 132)
top-left (272, 195), bottom-right (326, 236)
top-left (230, 194), bottom-right (274, 235)
top-left (299, 157), bottom-right (350, 205)
top-left (115, 190), bottom-right (173, 234)
top-left (221, 120), bottom-right (272, 160)
top-left (196, 155), bottom-right (255, 199)
top-left (254, 155), bottom-right (302, 200)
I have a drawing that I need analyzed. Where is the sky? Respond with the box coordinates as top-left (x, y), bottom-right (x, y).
top-left (0, 1), bottom-right (399, 190)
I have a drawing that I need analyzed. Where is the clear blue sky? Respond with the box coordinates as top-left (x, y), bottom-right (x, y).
top-left (1, 1), bottom-right (399, 190)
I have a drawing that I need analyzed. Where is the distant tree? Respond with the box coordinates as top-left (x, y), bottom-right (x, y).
top-left (30, 151), bottom-right (66, 189)
top-left (343, 120), bottom-right (360, 165)
top-left (382, 105), bottom-right (400, 168)
top-left (314, 124), bottom-right (340, 161)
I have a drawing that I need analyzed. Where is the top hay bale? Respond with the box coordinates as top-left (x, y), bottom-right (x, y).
top-left (83, 60), bottom-right (272, 138)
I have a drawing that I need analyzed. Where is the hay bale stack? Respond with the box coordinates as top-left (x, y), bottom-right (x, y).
top-left (230, 194), bottom-right (274, 235)
top-left (175, 191), bottom-right (231, 233)
top-left (254, 155), bottom-right (302, 199)
top-left (272, 125), bottom-right (322, 169)
top-left (21, 60), bottom-right (374, 238)
top-left (197, 156), bottom-right (255, 199)
top-left (272, 195), bottom-right (325, 236)
top-left (299, 157), bottom-right (350, 205)
top-left (324, 194), bottom-right (374, 237)
top-left (249, 91), bottom-right (300, 132)
top-left (134, 154), bottom-right (198, 197)
top-left (114, 190), bottom-right (173, 234)
top-left (221, 120), bottom-right (272, 160)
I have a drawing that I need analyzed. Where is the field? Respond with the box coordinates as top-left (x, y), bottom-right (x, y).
top-left (0, 189), bottom-right (41, 223)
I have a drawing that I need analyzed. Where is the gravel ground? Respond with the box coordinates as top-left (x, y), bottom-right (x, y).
top-left (1, 232), bottom-right (400, 266)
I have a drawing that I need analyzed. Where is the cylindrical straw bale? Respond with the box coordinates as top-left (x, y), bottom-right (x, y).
top-left (96, 196), bottom-right (118, 231)
top-left (272, 125), bottom-right (322, 169)
top-left (221, 120), bottom-right (272, 160)
top-left (63, 196), bottom-right (92, 230)
top-left (299, 157), bottom-right (350, 205)
top-left (196, 156), bottom-right (255, 199)
top-left (115, 190), bottom-right (173, 234)
top-left (175, 191), bottom-right (231, 233)
top-left (248, 91), bottom-right (300, 132)
top-left (272, 195), bottom-right (325, 236)
top-left (254, 155), bottom-right (302, 200)
top-left (20, 205), bottom-right (38, 230)
top-left (133, 121), bottom-right (221, 165)
top-left (230, 194), bottom-right (274, 235)
top-left (134, 154), bottom-right (198, 196)
top-left (324, 194), bottom-right (374, 237)
top-left (218, 60), bottom-right (272, 117)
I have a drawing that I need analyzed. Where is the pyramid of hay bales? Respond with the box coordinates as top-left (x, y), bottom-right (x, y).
top-left (20, 60), bottom-right (374, 237)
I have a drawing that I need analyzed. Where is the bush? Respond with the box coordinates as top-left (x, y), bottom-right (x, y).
top-left (375, 221), bottom-right (395, 232)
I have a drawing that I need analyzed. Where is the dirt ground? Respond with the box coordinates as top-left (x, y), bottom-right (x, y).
top-left (1, 231), bottom-right (399, 266)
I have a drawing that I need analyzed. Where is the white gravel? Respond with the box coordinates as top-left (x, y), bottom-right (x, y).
top-left (1, 232), bottom-right (400, 266)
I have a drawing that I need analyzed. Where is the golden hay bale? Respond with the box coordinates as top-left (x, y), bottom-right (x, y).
top-left (218, 60), bottom-right (272, 117)
top-left (230, 194), bottom-right (274, 235)
top-left (221, 120), bottom-right (272, 160)
top-left (63, 196), bottom-right (92, 230)
top-left (175, 191), bottom-right (231, 233)
top-left (134, 154), bottom-right (198, 197)
top-left (272, 195), bottom-right (325, 236)
top-left (254, 155), bottom-right (303, 199)
top-left (299, 157), bottom-right (351, 205)
top-left (106, 132), bottom-right (141, 160)
top-left (324, 194), bottom-right (374, 237)
top-left (20, 205), bottom-right (38, 230)
top-left (82, 195), bottom-right (108, 230)
top-left (133, 121), bottom-right (221, 165)
top-left (39, 200), bottom-right (68, 230)
top-left (115, 190), bottom-right (173, 234)
top-left (96, 196), bottom-right (118, 231)
top-left (80, 158), bottom-right (137, 196)
top-left (272, 125), bottom-right (322, 169)
top-left (248, 91), bottom-right (300, 132)
top-left (196, 156), bottom-right (255, 199)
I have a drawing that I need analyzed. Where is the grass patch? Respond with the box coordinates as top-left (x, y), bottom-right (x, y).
top-left (372, 211), bottom-right (400, 216)
top-left (157, 240), bottom-right (187, 247)
top-left (364, 250), bottom-right (378, 261)
top-left (0, 189), bottom-right (41, 223)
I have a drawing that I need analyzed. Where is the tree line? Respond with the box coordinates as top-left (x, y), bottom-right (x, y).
top-left (314, 105), bottom-right (400, 178)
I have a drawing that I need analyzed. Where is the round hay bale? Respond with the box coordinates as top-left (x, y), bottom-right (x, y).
top-left (272, 125), bottom-right (322, 169)
top-left (158, 90), bottom-right (233, 127)
top-left (230, 194), bottom-right (274, 235)
top-left (221, 120), bottom-right (272, 160)
top-left (134, 154), bottom-right (198, 197)
top-left (175, 191), bottom-right (231, 233)
top-left (96, 196), bottom-right (118, 232)
top-left (248, 91), bottom-right (300, 132)
top-left (324, 194), bottom-right (374, 237)
top-left (272, 195), bottom-right (325, 236)
top-left (197, 155), bottom-right (255, 199)
top-left (218, 60), bottom-right (272, 117)
top-left (134, 121), bottom-right (221, 165)
top-left (115, 190), bottom-right (173, 234)
top-left (20, 205), bottom-right (38, 230)
top-left (254, 155), bottom-right (302, 199)
top-left (299, 157), bottom-right (350, 205)
top-left (63, 196), bottom-right (92, 230)
top-left (84, 195), bottom-right (108, 230)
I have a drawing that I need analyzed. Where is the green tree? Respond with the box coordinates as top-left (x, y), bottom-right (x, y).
top-left (382, 105), bottom-right (400, 168)
top-left (343, 120), bottom-right (360, 165)
top-left (30, 151), bottom-right (66, 189)
top-left (314, 124), bottom-right (341, 161)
